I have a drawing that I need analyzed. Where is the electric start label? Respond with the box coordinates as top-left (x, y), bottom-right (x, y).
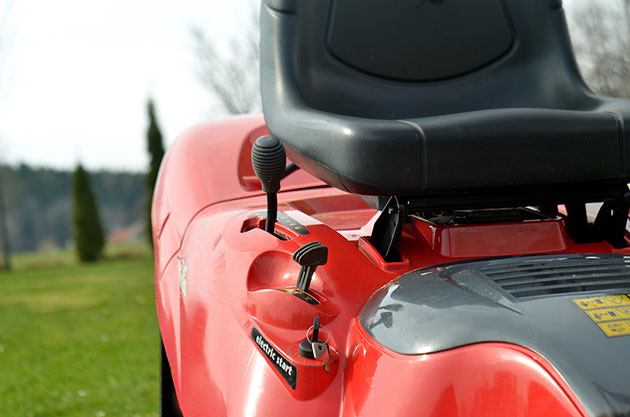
top-left (251, 328), bottom-right (297, 389)
top-left (573, 294), bottom-right (630, 337)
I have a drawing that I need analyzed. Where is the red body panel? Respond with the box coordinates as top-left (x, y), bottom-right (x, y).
top-left (343, 320), bottom-right (587, 417)
top-left (153, 115), bottom-right (627, 416)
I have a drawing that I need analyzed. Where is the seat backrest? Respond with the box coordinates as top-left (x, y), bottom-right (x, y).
top-left (261, 0), bottom-right (593, 121)
top-left (261, 0), bottom-right (630, 213)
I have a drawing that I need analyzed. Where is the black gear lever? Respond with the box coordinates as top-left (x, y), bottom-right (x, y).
top-left (293, 241), bottom-right (328, 292)
top-left (251, 136), bottom-right (286, 235)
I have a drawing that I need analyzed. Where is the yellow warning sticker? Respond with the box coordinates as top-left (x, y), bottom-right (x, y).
top-left (573, 294), bottom-right (630, 309)
top-left (598, 321), bottom-right (630, 337)
top-left (585, 306), bottom-right (630, 322)
top-left (573, 294), bottom-right (630, 337)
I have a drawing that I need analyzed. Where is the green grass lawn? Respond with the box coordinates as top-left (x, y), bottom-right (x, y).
top-left (0, 246), bottom-right (159, 417)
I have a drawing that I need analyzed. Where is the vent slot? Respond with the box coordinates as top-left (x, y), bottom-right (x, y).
top-left (478, 255), bottom-right (630, 299)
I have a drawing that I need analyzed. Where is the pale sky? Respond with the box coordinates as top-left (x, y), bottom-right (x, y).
top-left (0, 0), bottom-right (255, 171)
top-left (0, 0), bottom-right (594, 172)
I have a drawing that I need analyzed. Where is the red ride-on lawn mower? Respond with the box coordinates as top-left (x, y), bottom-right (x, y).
top-left (153, 1), bottom-right (630, 416)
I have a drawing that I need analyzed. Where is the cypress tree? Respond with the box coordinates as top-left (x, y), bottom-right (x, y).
top-left (72, 164), bottom-right (105, 262)
top-left (146, 99), bottom-right (165, 244)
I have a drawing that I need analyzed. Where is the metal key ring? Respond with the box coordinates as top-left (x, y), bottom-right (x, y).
top-left (306, 324), bottom-right (329, 344)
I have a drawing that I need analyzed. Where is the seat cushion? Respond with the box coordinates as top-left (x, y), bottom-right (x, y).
top-left (415, 108), bottom-right (624, 189)
top-left (274, 106), bottom-right (628, 198)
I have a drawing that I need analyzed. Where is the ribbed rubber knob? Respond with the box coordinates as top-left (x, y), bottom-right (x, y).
top-left (251, 136), bottom-right (286, 193)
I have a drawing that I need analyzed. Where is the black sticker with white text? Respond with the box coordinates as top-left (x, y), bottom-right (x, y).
top-left (252, 328), bottom-right (297, 389)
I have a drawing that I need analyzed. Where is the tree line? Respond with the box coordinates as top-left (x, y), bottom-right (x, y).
top-left (0, 165), bottom-right (145, 252)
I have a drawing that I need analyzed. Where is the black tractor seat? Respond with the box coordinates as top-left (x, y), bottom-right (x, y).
top-left (260, 0), bottom-right (630, 208)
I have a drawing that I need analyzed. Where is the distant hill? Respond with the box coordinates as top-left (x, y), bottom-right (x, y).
top-left (0, 164), bottom-right (146, 253)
